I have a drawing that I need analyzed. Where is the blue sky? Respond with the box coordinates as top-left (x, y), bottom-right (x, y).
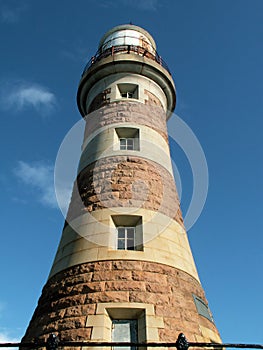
top-left (0, 0), bottom-right (262, 345)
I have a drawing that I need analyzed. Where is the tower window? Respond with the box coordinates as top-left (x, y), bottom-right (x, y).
top-left (117, 227), bottom-right (135, 250)
top-left (115, 128), bottom-right (140, 151)
top-left (117, 83), bottom-right (139, 99)
top-left (86, 303), bottom-right (160, 344)
top-left (121, 91), bottom-right (134, 99)
top-left (112, 319), bottom-right (138, 350)
top-left (120, 137), bottom-right (134, 150)
top-left (111, 215), bottom-right (143, 251)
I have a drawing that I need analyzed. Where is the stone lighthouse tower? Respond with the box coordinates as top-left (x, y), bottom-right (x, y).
top-left (22, 24), bottom-right (221, 346)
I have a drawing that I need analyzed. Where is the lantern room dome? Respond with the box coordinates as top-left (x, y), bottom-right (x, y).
top-left (98, 24), bottom-right (156, 54)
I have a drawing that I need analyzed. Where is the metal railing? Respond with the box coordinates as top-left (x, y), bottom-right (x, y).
top-left (81, 44), bottom-right (171, 76)
top-left (1, 333), bottom-right (262, 350)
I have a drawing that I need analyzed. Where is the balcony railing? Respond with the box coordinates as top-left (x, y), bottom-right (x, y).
top-left (1, 333), bottom-right (263, 350)
top-left (81, 44), bottom-right (171, 76)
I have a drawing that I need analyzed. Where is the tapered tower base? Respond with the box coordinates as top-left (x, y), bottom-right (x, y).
top-left (23, 260), bottom-right (220, 343)
top-left (22, 24), bottom-right (221, 347)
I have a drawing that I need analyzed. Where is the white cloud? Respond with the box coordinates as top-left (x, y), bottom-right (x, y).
top-left (13, 87), bottom-right (55, 109)
top-left (0, 332), bottom-right (20, 343)
top-left (0, 82), bottom-right (56, 116)
top-left (15, 161), bottom-right (58, 209)
top-left (0, 331), bottom-right (20, 350)
top-left (0, 304), bottom-right (22, 348)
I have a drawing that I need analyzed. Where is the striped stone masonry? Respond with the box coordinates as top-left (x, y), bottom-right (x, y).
top-left (22, 24), bottom-right (221, 347)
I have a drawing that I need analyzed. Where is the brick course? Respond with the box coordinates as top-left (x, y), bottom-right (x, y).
top-left (66, 156), bottom-right (183, 225)
top-left (84, 101), bottom-right (169, 143)
top-left (22, 261), bottom-right (220, 343)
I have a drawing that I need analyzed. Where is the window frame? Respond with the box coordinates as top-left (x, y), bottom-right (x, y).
top-left (118, 83), bottom-right (139, 100)
top-left (112, 319), bottom-right (138, 350)
top-left (111, 215), bottom-right (143, 251)
top-left (120, 137), bottom-right (135, 150)
top-left (117, 226), bottom-right (136, 250)
top-left (115, 128), bottom-right (140, 151)
top-left (121, 91), bottom-right (134, 99)
top-left (86, 302), bottom-right (164, 343)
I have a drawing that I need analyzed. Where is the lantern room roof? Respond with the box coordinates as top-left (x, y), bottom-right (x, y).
top-left (98, 24), bottom-right (157, 51)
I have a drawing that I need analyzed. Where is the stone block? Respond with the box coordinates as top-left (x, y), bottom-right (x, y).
top-left (146, 283), bottom-right (171, 294)
top-left (131, 270), bottom-right (166, 284)
top-left (112, 260), bottom-right (142, 270)
top-left (105, 280), bottom-right (145, 292)
top-left (60, 327), bottom-right (92, 341)
top-left (86, 291), bottom-right (129, 303)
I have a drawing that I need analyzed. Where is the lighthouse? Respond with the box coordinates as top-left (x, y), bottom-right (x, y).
top-left (22, 24), bottom-right (221, 346)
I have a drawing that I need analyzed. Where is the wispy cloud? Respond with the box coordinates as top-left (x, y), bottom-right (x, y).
top-left (1, 8), bottom-right (18, 23)
top-left (0, 331), bottom-right (20, 350)
top-left (61, 46), bottom-right (90, 64)
top-left (129, 0), bottom-right (159, 11)
top-left (55, 182), bottom-right (72, 213)
top-left (97, 0), bottom-right (161, 11)
top-left (14, 161), bottom-right (71, 211)
top-left (0, 303), bottom-right (22, 345)
top-left (0, 331), bottom-right (20, 343)
top-left (0, 320), bottom-right (21, 350)
top-left (14, 161), bottom-right (57, 209)
top-left (0, 81), bottom-right (56, 116)
top-left (0, 2), bottom-right (27, 24)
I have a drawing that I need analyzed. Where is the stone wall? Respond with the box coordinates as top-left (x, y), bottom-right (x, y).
top-left (66, 156), bottom-right (183, 226)
top-left (22, 260), bottom-right (220, 343)
top-left (88, 88), bottom-right (111, 113)
top-left (144, 89), bottom-right (162, 107)
top-left (84, 101), bottom-right (169, 143)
